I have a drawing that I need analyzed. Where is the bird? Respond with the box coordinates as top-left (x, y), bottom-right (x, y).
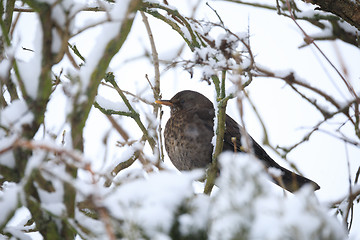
top-left (155, 90), bottom-right (320, 193)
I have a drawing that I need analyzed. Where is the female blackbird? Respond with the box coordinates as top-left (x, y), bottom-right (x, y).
top-left (156, 90), bottom-right (320, 193)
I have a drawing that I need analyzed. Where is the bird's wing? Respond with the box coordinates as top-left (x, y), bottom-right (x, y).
top-left (223, 114), bottom-right (283, 169)
top-left (195, 108), bottom-right (215, 132)
top-left (223, 115), bottom-right (242, 152)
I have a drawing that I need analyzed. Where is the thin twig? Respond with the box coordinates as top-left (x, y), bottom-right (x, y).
top-left (0, 138), bottom-right (83, 163)
top-left (141, 12), bottom-right (160, 98)
top-left (285, 0), bottom-right (359, 100)
top-left (14, 7), bottom-right (106, 12)
top-left (104, 73), bottom-right (156, 150)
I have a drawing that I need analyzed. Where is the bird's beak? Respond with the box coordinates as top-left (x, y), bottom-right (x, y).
top-left (155, 100), bottom-right (173, 107)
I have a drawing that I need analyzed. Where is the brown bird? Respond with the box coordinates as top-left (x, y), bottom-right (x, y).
top-left (156, 90), bottom-right (320, 193)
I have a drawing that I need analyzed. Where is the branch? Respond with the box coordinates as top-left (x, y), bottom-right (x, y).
top-left (140, 1), bottom-right (201, 50)
top-left (70, 0), bottom-right (141, 150)
top-left (94, 101), bottom-right (134, 117)
top-left (140, 11), bottom-right (164, 164)
top-left (103, 73), bottom-right (156, 150)
top-left (222, 0), bottom-right (277, 11)
top-left (304, 0), bottom-right (360, 31)
top-left (204, 94), bottom-right (232, 195)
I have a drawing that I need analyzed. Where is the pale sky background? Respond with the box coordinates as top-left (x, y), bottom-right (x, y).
top-left (10, 0), bottom-right (360, 238)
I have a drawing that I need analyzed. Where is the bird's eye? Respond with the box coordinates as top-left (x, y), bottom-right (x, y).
top-left (180, 99), bottom-right (185, 104)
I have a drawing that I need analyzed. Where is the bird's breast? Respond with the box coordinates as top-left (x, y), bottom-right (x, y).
top-left (164, 113), bottom-right (214, 171)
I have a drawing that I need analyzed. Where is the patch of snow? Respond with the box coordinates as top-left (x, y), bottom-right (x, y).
top-left (0, 59), bottom-right (11, 79)
top-left (17, 16), bottom-right (42, 99)
top-left (0, 99), bottom-right (34, 133)
top-left (104, 170), bottom-right (203, 237)
top-left (51, 28), bottom-right (62, 53)
top-left (95, 95), bottom-right (128, 112)
top-left (0, 182), bottom-right (20, 226)
top-left (79, 0), bottom-right (132, 93)
top-left (208, 152), bottom-right (346, 240)
top-left (0, 135), bottom-right (17, 168)
top-left (268, 166), bottom-right (283, 178)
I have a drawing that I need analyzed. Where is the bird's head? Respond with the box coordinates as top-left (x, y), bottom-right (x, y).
top-left (155, 90), bottom-right (213, 116)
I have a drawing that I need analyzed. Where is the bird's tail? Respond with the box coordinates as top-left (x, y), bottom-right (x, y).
top-left (249, 137), bottom-right (320, 193)
top-left (269, 165), bottom-right (320, 193)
